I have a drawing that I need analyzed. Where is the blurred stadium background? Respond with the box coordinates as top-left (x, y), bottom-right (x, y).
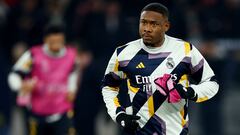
top-left (0, 0), bottom-right (240, 135)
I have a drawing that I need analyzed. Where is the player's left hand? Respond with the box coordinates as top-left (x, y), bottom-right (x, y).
top-left (174, 84), bottom-right (198, 101)
top-left (66, 91), bottom-right (76, 102)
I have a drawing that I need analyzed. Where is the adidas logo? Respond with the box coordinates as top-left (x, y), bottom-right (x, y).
top-left (136, 62), bottom-right (145, 68)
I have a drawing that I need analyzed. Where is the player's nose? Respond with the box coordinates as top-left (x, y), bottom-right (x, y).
top-left (143, 24), bottom-right (153, 33)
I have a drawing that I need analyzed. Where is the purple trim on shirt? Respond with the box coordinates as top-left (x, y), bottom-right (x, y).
top-left (181, 57), bottom-right (191, 64)
top-left (119, 60), bottom-right (130, 67)
top-left (191, 59), bottom-right (204, 73)
top-left (148, 52), bottom-right (171, 59)
top-left (153, 115), bottom-right (166, 135)
top-left (183, 121), bottom-right (189, 128)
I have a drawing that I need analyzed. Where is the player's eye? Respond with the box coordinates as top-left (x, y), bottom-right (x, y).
top-left (141, 20), bottom-right (149, 25)
top-left (151, 22), bottom-right (160, 27)
top-left (141, 21), bottom-right (146, 25)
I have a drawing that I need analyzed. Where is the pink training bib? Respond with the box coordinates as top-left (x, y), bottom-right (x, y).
top-left (29, 45), bottom-right (77, 115)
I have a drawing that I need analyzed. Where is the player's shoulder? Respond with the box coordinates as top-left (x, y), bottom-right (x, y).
top-left (115, 39), bottom-right (141, 55)
top-left (167, 35), bottom-right (187, 44)
top-left (30, 44), bottom-right (43, 54)
top-left (167, 35), bottom-right (193, 50)
top-left (30, 44), bottom-right (42, 50)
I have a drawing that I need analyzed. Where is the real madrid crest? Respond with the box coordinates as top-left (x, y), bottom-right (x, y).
top-left (166, 57), bottom-right (175, 69)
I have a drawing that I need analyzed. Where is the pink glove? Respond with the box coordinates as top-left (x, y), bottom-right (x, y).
top-left (154, 74), bottom-right (181, 103)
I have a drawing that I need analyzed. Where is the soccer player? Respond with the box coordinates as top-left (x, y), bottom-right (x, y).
top-left (101, 3), bottom-right (219, 135)
top-left (8, 25), bottom-right (79, 135)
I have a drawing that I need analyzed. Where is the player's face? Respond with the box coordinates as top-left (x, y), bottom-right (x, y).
top-left (44, 33), bottom-right (65, 53)
top-left (139, 11), bottom-right (170, 47)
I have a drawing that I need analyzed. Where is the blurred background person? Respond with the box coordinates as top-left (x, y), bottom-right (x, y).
top-left (8, 24), bottom-right (79, 135)
top-left (73, 42), bottom-right (97, 135)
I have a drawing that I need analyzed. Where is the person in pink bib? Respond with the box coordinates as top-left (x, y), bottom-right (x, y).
top-left (8, 24), bottom-right (79, 135)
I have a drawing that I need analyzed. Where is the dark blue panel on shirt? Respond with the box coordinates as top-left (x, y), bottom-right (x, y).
top-left (189, 67), bottom-right (203, 84)
top-left (137, 114), bottom-right (166, 135)
top-left (116, 45), bottom-right (128, 56)
top-left (123, 49), bottom-right (167, 85)
top-left (153, 90), bottom-right (167, 113)
top-left (170, 62), bottom-right (191, 83)
top-left (132, 89), bottom-right (148, 115)
top-left (123, 49), bottom-right (169, 115)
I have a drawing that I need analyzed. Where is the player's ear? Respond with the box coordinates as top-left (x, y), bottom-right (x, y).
top-left (164, 20), bottom-right (170, 32)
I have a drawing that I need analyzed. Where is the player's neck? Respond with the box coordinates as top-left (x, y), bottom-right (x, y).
top-left (43, 45), bottom-right (66, 57)
top-left (154, 37), bottom-right (165, 48)
top-left (146, 37), bottom-right (165, 48)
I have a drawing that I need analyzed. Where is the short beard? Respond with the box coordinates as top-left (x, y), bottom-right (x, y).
top-left (143, 42), bottom-right (154, 47)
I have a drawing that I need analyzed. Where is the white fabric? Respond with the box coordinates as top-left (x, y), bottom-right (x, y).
top-left (102, 35), bottom-right (219, 135)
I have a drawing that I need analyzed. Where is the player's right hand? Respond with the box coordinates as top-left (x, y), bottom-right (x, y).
top-left (21, 78), bottom-right (37, 94)
top-left (116, 113), bottom-right (141, 134)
